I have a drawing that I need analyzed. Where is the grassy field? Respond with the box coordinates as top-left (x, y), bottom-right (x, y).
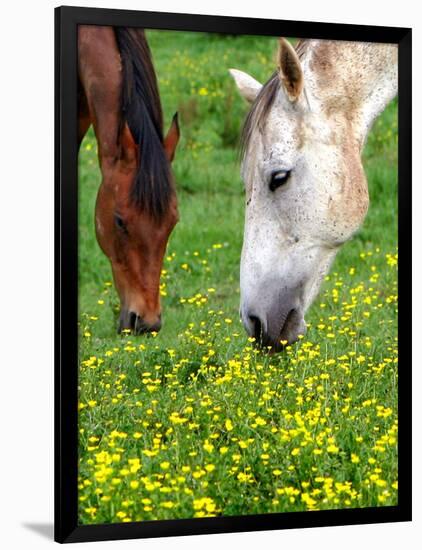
top-left (77, 31), bottom-right (398, 524)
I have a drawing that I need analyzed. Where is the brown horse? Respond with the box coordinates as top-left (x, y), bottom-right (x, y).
top-left (78, 26), bottom-right (180, 334)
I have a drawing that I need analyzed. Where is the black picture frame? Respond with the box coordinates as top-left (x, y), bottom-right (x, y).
top-left (55, 5), bottom-right (412, 544)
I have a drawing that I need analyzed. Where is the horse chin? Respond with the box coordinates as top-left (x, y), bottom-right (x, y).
top-left (271, 310), bottom-right (307, 351)
top-left (247, 308), bottom-right (307, 353)
top-left (279, 310), bottom-right (307, 347)
top-left (258, 309), bottom-right (306, 353)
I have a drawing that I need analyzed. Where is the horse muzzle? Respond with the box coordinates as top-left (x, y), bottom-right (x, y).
top-left (118, 310), bottom-right (162, 335)
top-left (241, 285), bottom-right (306, 351)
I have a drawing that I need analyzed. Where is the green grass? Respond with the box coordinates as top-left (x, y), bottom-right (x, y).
top-left (77, 31), bottom-right (398, 524)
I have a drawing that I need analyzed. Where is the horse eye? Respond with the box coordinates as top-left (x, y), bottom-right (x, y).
top-left (269, 170), bottom-right (291, 192)
top-left (114, 215), bottom-right (127, 232)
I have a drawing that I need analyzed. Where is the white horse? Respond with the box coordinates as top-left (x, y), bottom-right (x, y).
top-left (230, 38), bottom-right (397, 351)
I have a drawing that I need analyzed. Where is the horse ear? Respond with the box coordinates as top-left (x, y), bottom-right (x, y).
top-left (229, 68), bottom-right (262, 104)
top-left (278, 38), bottom-right (303, 101)
top-left (164, 112), bottom-right (180, 162)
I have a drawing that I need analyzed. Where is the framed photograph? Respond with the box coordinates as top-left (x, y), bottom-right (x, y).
top-left (55, 5), bottom-right (412, 543)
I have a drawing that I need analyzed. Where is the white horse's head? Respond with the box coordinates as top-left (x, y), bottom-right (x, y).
top-left (230, 38), bottom-right (397, 351)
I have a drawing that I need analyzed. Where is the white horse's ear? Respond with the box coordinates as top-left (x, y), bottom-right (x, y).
top-left (229, 68), bottom-right (262, 104)
top-left (278, 38), bottom-right (303, 101)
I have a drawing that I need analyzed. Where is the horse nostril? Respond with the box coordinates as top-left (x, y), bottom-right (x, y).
top-left (129, 311), bottom-right (137, 329)
top-left (248, 315), bottom-right (263, 341)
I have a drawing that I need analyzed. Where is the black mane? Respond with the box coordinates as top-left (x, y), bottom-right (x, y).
top-left (115, 28), bottom-right (173, 220)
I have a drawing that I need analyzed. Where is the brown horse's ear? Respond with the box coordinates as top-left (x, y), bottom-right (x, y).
top-left (278, 38), bottom-right (303, 102)
top-left (164, 112), bottom-right (180, 162)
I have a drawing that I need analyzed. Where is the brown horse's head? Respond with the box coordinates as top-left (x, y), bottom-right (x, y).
top-left (95, 115), bottom-right (180, 335)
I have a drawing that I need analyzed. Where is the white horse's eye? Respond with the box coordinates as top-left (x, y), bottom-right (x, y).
top-left (269, 170), bottom-right (291, 192)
